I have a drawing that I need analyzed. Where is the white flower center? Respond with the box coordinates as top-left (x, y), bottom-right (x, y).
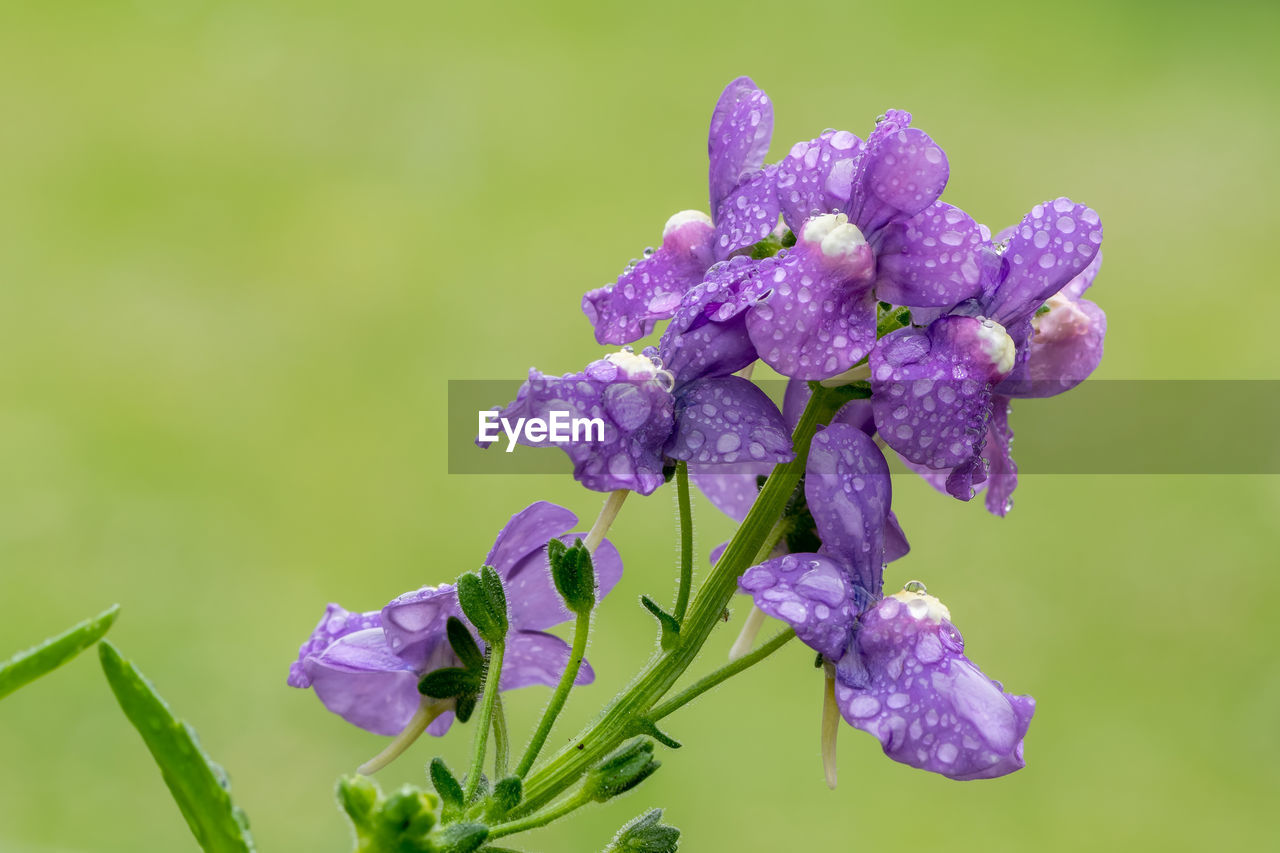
top-left (890, 586), bottom-right (952, 624)
top-left (662, 209), bottom-right (713, 239)
top-left (802, 212), bottom-right (868, 260)
top-left (975, 318), bottom-right (1016, 376)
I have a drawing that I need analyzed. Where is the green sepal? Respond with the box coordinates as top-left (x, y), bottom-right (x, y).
top-left (1, 604), bottom-right (119, 701)
top-left (457, 569), bottom-right (508, 646)
top-left (747, 231), bottom-right (785, 259)
top-left (547, 538), bottom-right (596, 614)
top-left (430, 758), bottom-right (466, 822)
top-left (97, 641), bottom-right (256, 852)
top-left (584, 737), bottom-right (661, 803)
top-left (446, 618), bottom-right (485, 672)
top-left (337, 774), bottom-right (380, 826)
top-left (419, 668), bottom-right (480, 701)
top-left (604, 808), bottom-right (681, 853)
top-left (640, 596), bottom-right (681, 651)
top-left (378, 785), bottom-right (441, 839)
top-left (431, 822), bottom-right (489, 853)
top-left (486, 775), bottom-right (523, 821)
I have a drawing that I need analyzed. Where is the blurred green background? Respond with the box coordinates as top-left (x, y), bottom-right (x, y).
top-left (2, 0), bottom-right (1277, 850)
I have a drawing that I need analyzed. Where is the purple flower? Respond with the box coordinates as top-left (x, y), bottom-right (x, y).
top-left (583, 77), bottom-right (780, 345)
top-left (735, 423), bottom-right (1033, 779)
top-left (484, 334), bottom-right (792, 495)
top-left (288, 501), bottom-right (623, 736)
top-left (835, 588), bottom-right (1035, 780)
top-left (745, 111), bottom-right (985, 379)
top-left (869, 199), bottom-right (1104, 513)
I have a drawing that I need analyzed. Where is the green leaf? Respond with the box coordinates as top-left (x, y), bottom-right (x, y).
top-left (0, 604), bottom-right (119, 701)
top-left (430, 757), bottom-right (466, 822)
top-left (98, 641), bottom-right (255, 852)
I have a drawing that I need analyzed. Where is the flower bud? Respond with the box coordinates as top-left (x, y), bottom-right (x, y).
top-left (584, 737), bottom-right (661, 802)
top-left (336, 773), bottom-right (379, 826)
top-left (456, 567), bottom-right (508, 645)
top-left (546, 538), bottom-right (596, 614)
top-left (429, 758), bottom-right (465, 821)
top-left (604, 808), bottom-right (682, 853)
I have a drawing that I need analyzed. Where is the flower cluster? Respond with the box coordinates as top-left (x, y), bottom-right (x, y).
top-left (289, 74), bottom-right (1107, 853)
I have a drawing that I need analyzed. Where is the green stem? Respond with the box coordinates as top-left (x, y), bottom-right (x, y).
top-left (649, 628), bottom-right (795, 722)
top-left (673, 460), bottom-right (694, 624)
top-left (492, 693), bottom-right (509, 779)
top-left (513, 385), bottom-right (839, 816)
top-left (463, 641), bottom-right (505, 802)
top-left (514, 609), bottom-right (591, 778)
top-left (487, 791), bottom-right (590, 841)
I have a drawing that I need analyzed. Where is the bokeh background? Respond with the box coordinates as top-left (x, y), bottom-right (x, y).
top-left (2, 1), bottom-right (1277, 850)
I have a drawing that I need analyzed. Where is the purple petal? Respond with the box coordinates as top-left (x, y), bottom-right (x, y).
top-left (869, 317), bottom-right (1013, 468)
top-left (997, 297), bottom-right (1106, 398)
top-left (582, 210), bottom-right (716, 345)
top-left (484, 354), bottom-right (675, 495)
top-left (303, 627), bottom-right (429, 736)
top-left (854, 125), bottom-right (950, 233)
top-left (1059, 249), bottom-right (1102, 301)
top-left (288, 604), bottom-right (382, 688)
top-left (713, 165), bottom-right (781, 260)
top-left (708, 77), bottom-right (773, 214)
top-left (738, 554), bottom-right (858, 659)
top-left (883, 511), bottom-right (911, 563)
top-left (836, 591), bottom-right (1035, 780)
top-left (380, 584), bottom-right (461, 664)
top-left (983, 396), bottom-right (1017, 517)
top-left (484, 501), bottom-right (577, 580)
top-left (503, 533), bottom-right (624, 631)
top-left (803, 423), bottom-right (892, 595)
top-left (746, 214), bottom-right (878, 380)
top-left (658, 255), bottom-right (763, 384)
top-left (874, 202), bottom-right (983, 308)
top-left (690, 463), bottom-right (768, 523)
top-left (776, 130), bottom-right (863, 233)
top-left (501, 629), bottom-right (595, 691)
top-left (985, 199), bottom-right (1103, 326)
top-left (666, 376), bottom-right (793, 468)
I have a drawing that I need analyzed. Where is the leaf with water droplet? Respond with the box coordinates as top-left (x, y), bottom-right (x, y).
top-left (0, 604), bottom-right (119, 701)
top-left (98, 641), bottom-right (256, 852)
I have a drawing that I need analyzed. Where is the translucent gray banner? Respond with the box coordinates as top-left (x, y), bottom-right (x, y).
top-left (447, 380), bottom-right (1280, 475)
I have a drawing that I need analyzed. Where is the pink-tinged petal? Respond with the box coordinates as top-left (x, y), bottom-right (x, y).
top-left (288, 604), bottom-right (382, 688)
top-left (776, 130), bottom-right (863, 233)
top-left (856, 126), bottom-right (950, 231)
top-left (583, 210), bottom-right (716, 345)
top-left (998, 297), bottom-right (1106, 399)
top-left (503, 533), bottom-right (624, 631)
top-left (708, 77), bottom-right (773, 213)
top-left (380, 584), bottom-right (461, 663)
top-left (869, 317), bottom-right (1013, 468)
top-left (739, 554), bottom-right (858, 660)
top-left (501, 630), bottom-right (595, 691)
top-left (303, 627), bottom-right (429, 736)
top-left (804, 423), bottom-right (892, 595)
top-left (713, 164), bottom-right (781, 260)
top-left (666, 376), bottom-right (793, 468)
top-left (985, 199), bottom-right (1103, 326)
top-left (874, 202), bottom-right (983, 307)
top-left (484, 501), bottom-right (578, 580)
top-left (746, 214), bottom-right (878, 380)
top-left (983, 396), bottom-right (1017, 517)
top-left (836, 591), bottom-right (1035, 780)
